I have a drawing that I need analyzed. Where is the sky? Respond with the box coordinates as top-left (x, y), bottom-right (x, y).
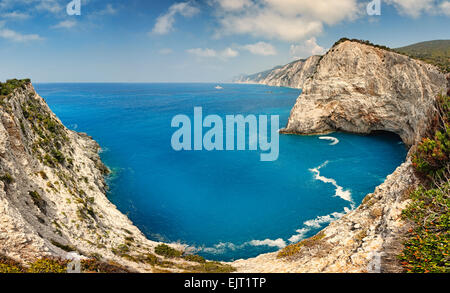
top-left (0, 0), bottom-right (449, 83)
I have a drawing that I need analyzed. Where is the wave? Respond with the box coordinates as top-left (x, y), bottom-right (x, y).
top-left (248, 238), bottom-right (286, 248)
top-left (191, 208), bottom-right (349, 254)
top-left (188, 161), bottom-right (354, 256)
top-left (288, 210), bottom-right (347, 243)
top-left (309, 161), bottom-right (353, 204)
top-left (319, 136), bottom-right (339, 145)
top-left (190, 237), bottom-right (287, 255)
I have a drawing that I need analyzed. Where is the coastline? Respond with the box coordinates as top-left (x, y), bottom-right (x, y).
top-left (1, 39), bottom-right (447, 273)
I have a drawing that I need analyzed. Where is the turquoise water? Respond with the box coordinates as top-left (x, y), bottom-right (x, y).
top-left (35, 83), bottom-right (407, 261)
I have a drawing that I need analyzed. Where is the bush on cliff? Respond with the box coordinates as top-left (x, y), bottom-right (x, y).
top-left (154, 244), bottom-right (182, 258)
top-left (400, 94), bottom-right (450, 273)
top-left (0, 79), bottom-right (31, 97)
top-left (412, 95), bottom-right (450, 179)
top-left (399, 184), bottom-right (449, 273)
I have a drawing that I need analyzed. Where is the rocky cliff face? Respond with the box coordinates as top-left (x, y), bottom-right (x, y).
top-left (235, 55), bottom-right (321, 89)
top-left (0, 83), bottom-right (191, 272)
top-left (282, 41), bottom-right (447, 146)
top-left (232, 40), bottom-right (448, 273)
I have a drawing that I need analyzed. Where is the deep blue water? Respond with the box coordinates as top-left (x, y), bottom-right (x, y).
top-left (35, 83), bottom-right (407, 261)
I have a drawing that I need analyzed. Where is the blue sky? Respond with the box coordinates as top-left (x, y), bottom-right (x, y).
top-left (0, 0), bottom-right (449, 82)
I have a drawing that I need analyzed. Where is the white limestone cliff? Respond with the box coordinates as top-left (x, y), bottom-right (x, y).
top-left (235, 55), bottom-right (321, 89)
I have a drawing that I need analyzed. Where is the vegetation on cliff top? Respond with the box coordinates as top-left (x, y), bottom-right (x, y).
top-left (0, 79), bottom-right (31, 98)
top-left (400, 94), bottom-right (450, 273)
top-left (332, 38), bottom-right (394, 52)
top-left (277, 231), bottom-right (326, 259)
top-left (0, 254), bottom-right (131, 273)
top-left (332, 38), bottom-right (450, 73)
top-left (395, 40), bottom-right (450, 73)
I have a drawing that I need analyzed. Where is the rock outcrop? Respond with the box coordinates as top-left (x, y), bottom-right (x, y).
top-left (0, 83), bottom-right (192, 272)
top-left (234, 55), bottom-right (321, 89)
top-left (281, 41), bottom-right (447, 146)
top-left (232, 40), bottom-right (448, 273)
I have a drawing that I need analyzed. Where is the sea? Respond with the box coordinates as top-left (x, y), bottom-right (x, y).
top-left (35, 83), bottom-right (407, 261)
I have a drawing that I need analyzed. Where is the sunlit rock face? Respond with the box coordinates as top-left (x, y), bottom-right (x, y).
top-left (282, 40), bottom-right (447, 147)
top-left (235, 55), bottom-right (321, 89)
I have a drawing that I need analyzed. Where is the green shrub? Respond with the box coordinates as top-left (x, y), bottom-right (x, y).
top-left (399, 184), bottom-right (449, 273)
top-left (278, 231), bottom-right (325, 258)
top-left (81, 259), bottom-right (130, 273)
top-left (183, 254), bottom-right (206, 263)
top-left (0, 79), bottom-right (31, 97)
top-left (412, 95), bottom-right (449, 179)
top-left (154, 244), bottom-right (183, 258)
top-left (50, 240), bottom-right (76, 252)
top-left (27, 258), bottom-right (68, 273)
top-left (185, 261), bottom-right (235, 273)
top-left (412, 129), bottom-right (449, 177)
top-left (0, 173), bottom-right (14, 185)
top-left (0, 254), bottom-right (25, 273)
top-left (331, 38), bottom-right (393, 52)
top-left (400, 94), bottom-right (450, 273)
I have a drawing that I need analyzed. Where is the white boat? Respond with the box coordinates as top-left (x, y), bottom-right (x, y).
top-left (215, 85), bottom-right (223, 90)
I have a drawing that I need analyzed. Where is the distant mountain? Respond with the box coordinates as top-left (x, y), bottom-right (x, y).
top-left (233, 55), bottom-right (321, 89)
top-left (395, 40), bottom-right (450, 73)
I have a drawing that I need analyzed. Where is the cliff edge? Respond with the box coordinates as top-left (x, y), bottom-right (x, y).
top-left (281, 40), bottom-right (447, 146)
top-left (0, 81), bottom-right (218, 272)
top-left (233, 40), bottom-right (448, 273)
top-left (234, 55), bottom-right (321, 89)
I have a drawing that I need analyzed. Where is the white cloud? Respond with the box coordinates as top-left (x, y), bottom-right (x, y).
top-left (187, 47), bottom-right (239, 59)
top-left (35, 0), bottom-right (64, 14)
top-left (290, 38), bottom-right (327, 59)
top-left (51, 20), bottom-right (77, 29)
top-left (385, 0), bottom-right (435, 17)
top-left (242, 41), bottom-right (277, 56)
top-left (0, 0), bottom-right (63, 14)
top-left (0, 23), bottom-right (43, 42)
top-left (151, 2), bottom-right (200, 35)
top-left (187, 48), bottom-right (218, 57)
top-left (213, 0), bottom-right (360, 42)
top-left (440, 1), bottom-right (450, 16)
top-left (221, 47), bottom-right (239, 58)
top-left (1, 11), bottom-right (30, 20)
top-left (98, 4), bottom-right (117, 15)
top-left (213, 0), bottom-right (252, 11)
